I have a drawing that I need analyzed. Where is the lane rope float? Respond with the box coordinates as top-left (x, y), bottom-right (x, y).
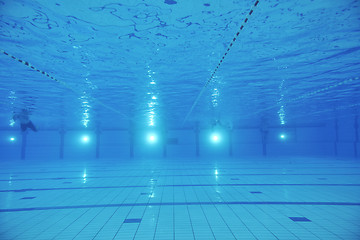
top-left (0, 49), bottom-right (127, 118)
top-left (183, 0), bottom-right (260, 125)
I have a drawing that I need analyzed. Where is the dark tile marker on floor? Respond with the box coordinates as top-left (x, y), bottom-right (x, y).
top-left (289, 217), bottom-right (311, 222)
top-left (20, 197), bottom-right (36, 200)
top-left (317, 178), bottom-right (327, 180)
top-left (231, 178), bottom-right (239, 180)
top-left (140, 193), bottom-right (148, 195)
top-left (63, 182), bottom-right (72, 184)
top-left (250, 191), bottom-right (262, 194)
top-left (164, 0), bottom-right (177, 5)
top-left (124, 218), bottom-right (142, 223)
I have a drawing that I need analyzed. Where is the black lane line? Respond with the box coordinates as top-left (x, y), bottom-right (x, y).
top-left (1, 183), bottom-right (360, 193)
top-left (1, 201), bottom-right (360, 213)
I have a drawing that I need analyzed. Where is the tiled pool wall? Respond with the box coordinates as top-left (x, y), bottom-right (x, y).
top-left (0, 116), bottom-right (359, 160)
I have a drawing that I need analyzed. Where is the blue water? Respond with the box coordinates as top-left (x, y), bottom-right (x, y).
top-left (0, 1), bottom-right (360, 239)
top-left (0, 0), bottom-right (359, 131)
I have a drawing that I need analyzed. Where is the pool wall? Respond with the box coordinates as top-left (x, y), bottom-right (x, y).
top-left (0, 116), bottom-right (359, 160)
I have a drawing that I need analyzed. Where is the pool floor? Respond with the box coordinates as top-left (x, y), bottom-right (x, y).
top-left (0, 157), bottom-right (359, 239)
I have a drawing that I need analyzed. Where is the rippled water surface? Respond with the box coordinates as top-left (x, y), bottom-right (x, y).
top-left (0, 0), bottom-right (359, 130)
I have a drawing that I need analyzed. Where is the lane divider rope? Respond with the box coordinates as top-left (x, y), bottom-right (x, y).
top-left (0, 49), bottom-right (127, 118)
top-left (285, 102), bottom-right (360, 123)
top-left (183, 0), bottom-right (260, 125)
top-left (241, 76), bottom-right (359, 119)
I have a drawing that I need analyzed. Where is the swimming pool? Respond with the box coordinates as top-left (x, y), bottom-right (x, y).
top-left (0, 0), bottom-right (359, 239)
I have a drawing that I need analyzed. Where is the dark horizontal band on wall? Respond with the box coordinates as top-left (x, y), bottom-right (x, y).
top-left (1, 166), bottom-right (359, 175)
top-left (1, 183), bottom-right (360, 193)
top-left (1, 201), bottom-right (360, 213)
top-left (1, 173), bottom-right (360, 182)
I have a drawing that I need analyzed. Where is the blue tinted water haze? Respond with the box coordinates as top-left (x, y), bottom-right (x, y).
top-left (0, 0), bottom-right (359, 239)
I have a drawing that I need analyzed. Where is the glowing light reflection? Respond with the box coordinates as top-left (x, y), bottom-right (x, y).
top-left (9, 91), bottom-right (16, 126)
top-left (278, 79), bottom-right (286, 125)
top-left (9, 119), bottom-right (15, 127)
top-left (212, 88), bottom-right (219, 107)
top-left (80, 94), bottom-right (91, 127)
top-left (278, 105), bottom-right (286, 125)
top-left (146, 66), bottom-right (158, 127)
top-left (83, 170), bottom-right (87, 183)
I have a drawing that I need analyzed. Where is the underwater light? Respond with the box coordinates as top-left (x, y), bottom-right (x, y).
top-left (82, 136), bottom-right (89, 143)
top-left (211, 134), bottom-right (220, 142)
top-left (146, 132), bottom-right (158, 143)
top-left (148, 135), bottom-right (156, 142)
top-left (280, 134), bottom-right (286, 140)
top-left (9, 137), bottom-right (15, 142)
